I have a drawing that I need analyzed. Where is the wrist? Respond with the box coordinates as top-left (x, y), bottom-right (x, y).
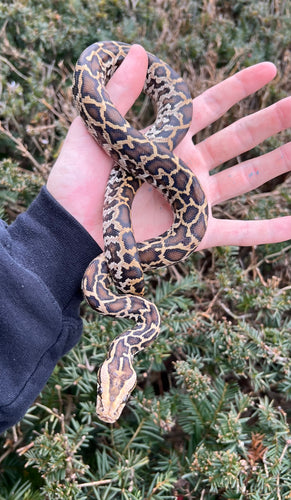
top-left (9, 186), bottom-right (102, 308)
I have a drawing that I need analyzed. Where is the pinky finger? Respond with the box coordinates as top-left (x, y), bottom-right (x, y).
top-left (197, 216), bottom-right (291, 250)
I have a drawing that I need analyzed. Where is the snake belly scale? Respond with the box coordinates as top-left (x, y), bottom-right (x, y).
top-left (72, 41), bottom-right (208, 423)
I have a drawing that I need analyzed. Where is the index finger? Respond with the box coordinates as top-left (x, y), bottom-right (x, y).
top-left (190, 62), bottom-right (277, 135)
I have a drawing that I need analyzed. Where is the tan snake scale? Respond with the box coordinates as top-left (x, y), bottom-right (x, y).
top-left (72, 41), bottom-right (208, 423)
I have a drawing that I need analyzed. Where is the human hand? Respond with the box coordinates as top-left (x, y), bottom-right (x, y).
top-left (47, 44), bottom-right (149, 246)
top-left (131, 58), bottom-right (291, 250)
top-left (47, 45), bottom-right (291, 250)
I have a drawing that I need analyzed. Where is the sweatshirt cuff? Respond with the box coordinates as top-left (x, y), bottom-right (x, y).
top-left (8, 186), bottom-right (102, 310)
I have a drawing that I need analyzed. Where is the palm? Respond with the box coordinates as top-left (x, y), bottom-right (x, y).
top-left (47, 45), bottom-right (291, 249)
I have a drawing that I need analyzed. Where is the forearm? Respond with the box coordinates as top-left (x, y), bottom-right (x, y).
top-left (0, 187), bottom-right (101, 433)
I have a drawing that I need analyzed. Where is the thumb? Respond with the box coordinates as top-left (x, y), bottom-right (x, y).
top-left (106, 43), bottom-right (148, 115)
top-left (55, 43), bottom-right (149, 164)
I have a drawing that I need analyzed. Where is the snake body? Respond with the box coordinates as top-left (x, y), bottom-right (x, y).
top-left (72, 41), bottom-right (208, 423)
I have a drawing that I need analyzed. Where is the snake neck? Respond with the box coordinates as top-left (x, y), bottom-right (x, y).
top-left (95, 300), bottom-right (161, 423)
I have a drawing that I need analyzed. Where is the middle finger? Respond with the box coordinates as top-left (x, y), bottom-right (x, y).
top-left (195, 96), bottom-right (291, 172)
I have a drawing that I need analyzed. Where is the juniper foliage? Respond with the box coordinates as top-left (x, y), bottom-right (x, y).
top-left (0, 0), bottom-right (291, 498)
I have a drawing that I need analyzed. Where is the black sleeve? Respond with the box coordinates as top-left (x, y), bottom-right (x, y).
top-left (0, 187), bottom-right (101, 433)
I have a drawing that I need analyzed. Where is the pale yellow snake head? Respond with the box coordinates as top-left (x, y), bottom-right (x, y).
top-left (96, 352), bottom-right (137, 423)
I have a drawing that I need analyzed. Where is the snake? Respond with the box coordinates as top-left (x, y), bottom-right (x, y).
top-left (72, 41), bottom-right (208, 424)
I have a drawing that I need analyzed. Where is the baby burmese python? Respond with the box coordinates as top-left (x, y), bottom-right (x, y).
top-left (72, 41), bottom-right (208, 423)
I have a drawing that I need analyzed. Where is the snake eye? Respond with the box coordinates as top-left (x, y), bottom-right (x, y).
top-left (122, 393), bottom-right (130, 404)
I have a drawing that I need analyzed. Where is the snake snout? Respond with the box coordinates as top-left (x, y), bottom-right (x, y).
top-left (96, 355), bottom-right (137, 423)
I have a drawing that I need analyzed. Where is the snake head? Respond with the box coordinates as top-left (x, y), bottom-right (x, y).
top-left (96, 354), bottom-right (137, 424)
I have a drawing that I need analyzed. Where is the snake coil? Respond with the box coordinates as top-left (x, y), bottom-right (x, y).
top-left (72, 41), bottom-right (208, 423)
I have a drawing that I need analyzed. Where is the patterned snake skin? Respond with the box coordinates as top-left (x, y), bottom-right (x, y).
top-left (72, 41), bottom-right (208, 423)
